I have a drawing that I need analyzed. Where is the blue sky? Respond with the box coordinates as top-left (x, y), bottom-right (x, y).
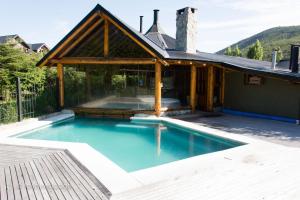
top-left (1, 0), bottom-right (300, 53)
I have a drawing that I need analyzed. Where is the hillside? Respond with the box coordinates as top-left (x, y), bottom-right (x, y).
top-left (217, 26), bottom-right (300, 61)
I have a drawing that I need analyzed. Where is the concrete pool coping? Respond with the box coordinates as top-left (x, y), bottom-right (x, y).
top-left (0, 111), bottom-right (285, 196)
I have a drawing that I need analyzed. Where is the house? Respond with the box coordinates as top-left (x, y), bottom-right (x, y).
top-left (28, 43), bottom-right (50, 53)
top-left (37, 4), bottom-right (300, 122)
top-left (0, 34), bottom-right (49, 53)
top-left (0, 34), bottom-right (31, 52)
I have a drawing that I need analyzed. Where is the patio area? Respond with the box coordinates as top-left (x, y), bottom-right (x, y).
top-left (175, 113), bottom-right (300, 148)
top-left (0, 144), bottom-right (110, 200)
top-left (1, 111), bottom-right (300, 199)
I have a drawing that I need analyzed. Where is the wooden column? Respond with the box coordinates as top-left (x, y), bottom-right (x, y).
top-left (207, 66), bottom-right (214, 112)
top-left (155, 62), bottom-right (162, 116)
top-left (104, 19), bottom-right (109, 57)
top-left (57, 63), bottom-right (64, 108)
top-left (190, 65), bottom-right (197, 113)
top-left (220, 69), bottom-right (225, 106)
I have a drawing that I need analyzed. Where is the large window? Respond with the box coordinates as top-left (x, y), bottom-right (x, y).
top-left (64, 65), bottom-right (155, 110)
top-left (63, 65), bottom-right (189, 110)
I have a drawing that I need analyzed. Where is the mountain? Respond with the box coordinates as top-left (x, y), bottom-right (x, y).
top-left (217, 26), bottom-right (300, 61)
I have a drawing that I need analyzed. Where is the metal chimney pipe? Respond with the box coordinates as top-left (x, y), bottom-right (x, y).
top-left (290, 45), bottom-right (300, 73)
top-left (153, 9), bottom-right (159, 25)
top-left (271, 50), bottom-right (277, 70)
top-left (139, 16), bottom-right (143, 33)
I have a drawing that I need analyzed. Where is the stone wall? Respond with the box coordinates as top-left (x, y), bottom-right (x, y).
top-left (175, 7), bottom-right (198, 54)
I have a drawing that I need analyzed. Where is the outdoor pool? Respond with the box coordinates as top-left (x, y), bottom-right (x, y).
top-left (17, 117), bottom-right (244, 172)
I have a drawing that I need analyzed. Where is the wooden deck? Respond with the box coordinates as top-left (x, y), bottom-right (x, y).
top-left (0, 144), bottom-right (111, 200)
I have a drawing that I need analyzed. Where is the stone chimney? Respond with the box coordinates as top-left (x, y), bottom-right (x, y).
top-left (176, 7), bottom-right (198, 54)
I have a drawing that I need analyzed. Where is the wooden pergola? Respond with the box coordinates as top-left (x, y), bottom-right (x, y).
top-left (37, 5), bottom-right (224, 116)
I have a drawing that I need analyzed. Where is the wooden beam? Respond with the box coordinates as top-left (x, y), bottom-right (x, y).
top-left (190, 65), bottom-right (197, 113)
top-left (38, 13), bottom-right (99, 67)
top-left (104, 19), bottom-right (109, 57)
top-left (220, 69), bottom-right (225, 106)
top-left (60, 19), bottom-right (103, 58)
top-left (50, 57), bottom-right (157, 65)
top-left (101, 13), bottom-right (168, 66)
top-left (207, 66), bottom-right (214, 112)
top-left (57, 63), bottom-right (64, 108)
top-left (167, 60), bottom-right (222, 68)
top-left (102, 14), bottom-right (156, 57)
top-left (155, 62), bottom-right (162, 116)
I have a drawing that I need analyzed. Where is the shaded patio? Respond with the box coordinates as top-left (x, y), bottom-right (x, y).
top-left (176, 113), bottom-right (300, 147)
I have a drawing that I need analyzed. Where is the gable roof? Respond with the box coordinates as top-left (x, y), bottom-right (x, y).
top-left (0, 34), bottom-right (18, 43)
top-left (28, 43), bottom-right (49, 51)
top-left (36, 4), bottom-right (300, 81)
top-left (37, 4), bottom-right (168, 67)
top-left (0, 34), bottom-right (31, 49)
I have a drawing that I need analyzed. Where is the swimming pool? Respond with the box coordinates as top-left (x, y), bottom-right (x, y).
top-left (17, 117), bottom-right (244, 172)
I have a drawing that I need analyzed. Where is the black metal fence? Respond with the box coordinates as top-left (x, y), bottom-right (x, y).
top-left (0, 77), bottom-right (58, 124)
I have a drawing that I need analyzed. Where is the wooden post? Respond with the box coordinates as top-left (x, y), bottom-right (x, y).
top-left (104, 19), bottom-right (109, 57)
top-left (207, 66), bottom-right (214, 112)
top-left (190, 65), bottom-right (197, 113)
top-left (155, 62), bottom-right (162, 116)
top-left (57, 63), bottom-right (64, 108)
top-left (220, 69), bottom-right (225, 106)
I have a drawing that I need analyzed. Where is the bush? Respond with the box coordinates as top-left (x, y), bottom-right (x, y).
top-left (0, 101), bottom-right (17, 124)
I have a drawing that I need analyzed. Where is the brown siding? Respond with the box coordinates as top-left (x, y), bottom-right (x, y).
top-left (224, 71), bottom-right (300, 119)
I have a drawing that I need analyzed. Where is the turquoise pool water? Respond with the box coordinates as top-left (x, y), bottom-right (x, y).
top-left (18, 117), bottom-right (243, 172)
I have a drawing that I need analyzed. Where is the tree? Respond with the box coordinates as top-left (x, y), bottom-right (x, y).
top-left (247, 40), bottom-right (264, 60)
top-left (273, 47), bottom-right (283, 61)
top-left (224, 46), bottom-right (232, 56)
top-left (224, 45), bottom-right (242, 57)
top-left (0, 44), bottom-right (45, 91)
top-left (232, 45), bottom-right (242, 57)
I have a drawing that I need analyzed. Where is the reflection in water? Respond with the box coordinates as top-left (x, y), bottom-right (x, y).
top-left (156, 124), bottom-right (161, 156)
top-left (189, 134), bottom-right (194, 156)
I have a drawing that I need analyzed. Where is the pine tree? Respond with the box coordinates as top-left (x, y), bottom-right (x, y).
top-left (232, 45), bottom-right (242, 57)
top-left (247, 40), bottom-right (264, 60)
top-left (224, 46), bottom-right (232, 56)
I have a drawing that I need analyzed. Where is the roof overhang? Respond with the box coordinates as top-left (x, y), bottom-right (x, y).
top-left (37, 4), bottom-right (168, 67)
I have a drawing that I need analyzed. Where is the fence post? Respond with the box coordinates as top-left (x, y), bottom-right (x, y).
top-left (16, 77), bottom-right (22, 122)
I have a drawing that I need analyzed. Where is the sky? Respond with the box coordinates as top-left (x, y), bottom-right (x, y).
top-left (0, 0), bottom-right (300, 53)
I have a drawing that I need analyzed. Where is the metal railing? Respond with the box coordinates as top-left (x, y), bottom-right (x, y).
top-left (0, 77), bottom-right (57, 124)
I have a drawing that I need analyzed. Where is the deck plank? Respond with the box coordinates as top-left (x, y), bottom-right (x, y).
top-left (10, 165), bottom-right (23, 200)
top-left (24, 162), bottom-right (45, 200)
top-left (0, 167), bottom-right (8, 200)
top-left (0, 144), bottom-right (111, 200)
top-left (57, 151), bottom-right (111, 198)
top-left (48, 154), bottom-right (89, 200)
top-left (43, 155), bottom-right (80, 200)
top-left (20, 163), bottom-right (37, 200)
top-left (0, 144), bottom-right (109, 200)
top-left (37, 157), bottom-right (67, 200)
top-left (15, 164), bottom-right (30, 200)
top-left (4, 167), bottom-right (14, 200)
top-left (33, 159), bottom-right (59, 200)
top-left (54, 152), bottom-right (108, 200)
